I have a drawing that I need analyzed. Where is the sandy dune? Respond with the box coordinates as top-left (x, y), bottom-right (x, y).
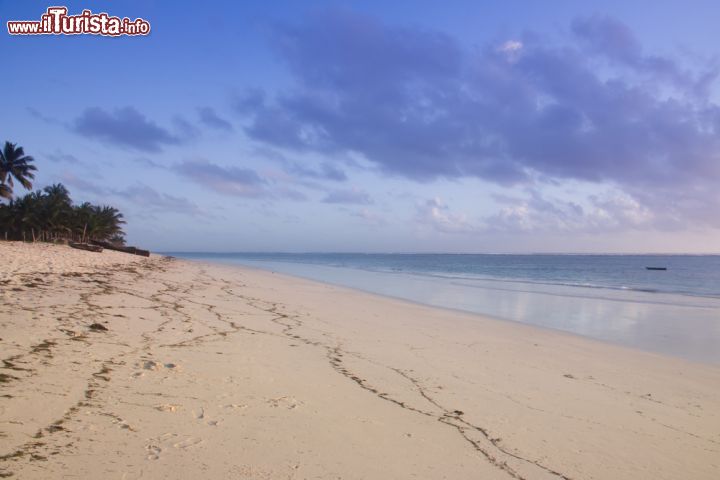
top-left (1, 242), bottom-right (719, 479)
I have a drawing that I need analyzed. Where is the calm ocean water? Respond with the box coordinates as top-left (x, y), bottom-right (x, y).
top-left (169, 253), bottom-right (720, 364)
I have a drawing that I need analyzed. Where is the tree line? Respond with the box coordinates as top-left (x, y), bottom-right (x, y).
top-left (0, 141), bottom-right (126, 244)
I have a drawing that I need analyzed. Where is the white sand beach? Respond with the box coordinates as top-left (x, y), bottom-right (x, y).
top-left (1, 242), bottom-right (719, 479)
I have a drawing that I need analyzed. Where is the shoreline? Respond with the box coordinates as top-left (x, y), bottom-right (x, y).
top-left (2, 242), bottom-right (719, 479)
top-left (173, 255), bottom-right (720, 365)
top-left (182, 257), bottom-right (720, 368)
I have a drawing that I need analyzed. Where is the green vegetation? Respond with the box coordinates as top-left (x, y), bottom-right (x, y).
top-left (0, 141), bottom-right (37, 200)
top-left (0, 142), bottom-right (126, 244)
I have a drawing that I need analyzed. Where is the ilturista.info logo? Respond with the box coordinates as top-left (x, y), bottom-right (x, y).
top-left (7, 6), bottom-right (151, 36)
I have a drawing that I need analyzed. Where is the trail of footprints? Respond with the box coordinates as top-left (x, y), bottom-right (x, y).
top-left (0, 260), bottom-right (176, 476)
top-left (2, 258), bottom-right (572, 480)
top-left (188, 273), bottom-right (575, 480)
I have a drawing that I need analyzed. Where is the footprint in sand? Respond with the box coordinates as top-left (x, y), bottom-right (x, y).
top-left (193, 407), bottom-right (221, 426)
top-left (106, 414), bottom-right (136, 431)
top-left (119, 422), bottom-right (135, 431)
top-left (172, 437), bottom-right (203, 449)
top-left (146, 433), bottom-right (204, 459)
top-left (140, 360), bottom-right (181, 372)
top-left (267, 396), bottom-right (303, 410)
top-left (155, 404), bottom-right (181, 413)
top-left (146, 444), bottom-right (161, 460)
top-left (142, 360), bottom-right (160, 371)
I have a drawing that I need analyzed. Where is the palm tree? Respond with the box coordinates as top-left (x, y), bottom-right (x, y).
top-left (85, 205), bottom-right (126, 241)
top-left (0, 182), bottom-right (128, 243)
top-left (1, 193), bottom-right (36, 241)
top-left (72, 201), bottom-right (95, 241)
top-left (0, 184), bottom-right (11, 200)
top-left (0, 142), bottom-right (37, 199)
top-left (40, 184), bottom-right (72, 240)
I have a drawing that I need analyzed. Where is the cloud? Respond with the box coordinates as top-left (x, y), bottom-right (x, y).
top-left (232, 88), bottom-right (266, 113)
top-left (276, 188), bottom-right (308, 201)
top-left (72, 107), bottom-right (180, 152)
top-left (416, 198), bottom-right (475, 234)
top-left (350, 208), bottom-right (387, 226)
top-left (247, 146), bottom-right (348, 183)
top-left (322, 187), bottom-right (372, 205)
top-left (287, 161), bottom-right (347, 181)
top-left (415, 189), bottom-right (663, 236)
top-left (50, 176), bottom-right (203, 217)
top-left (45, 150), bottom-right (82, 164)
top-left (112, 185), bottom-right (201, 215)
top-left (131, 157), bottom-right (165, 169)
top-left (58, 173), bottom-right (107, 196)
top-left (236, 10), bottom-right (720, 228)
top-left (172, 115), bottom-right (201, 140)
top-left (497, 40), bottom-right (523, 63)
top-left (197, 107), bottom-right (233, 131)
top-left (571, 15), bottom-right (642, 66)
top-left (499, 40), bottom-right (523, 52)
top-left (570, 15), bottom-right (705, 90)
top-left (174, 160), bottom-right (266, 197)
top-left (483, 189), bottom-right (658, 233)
top-left (27, 107), bottom-right (63, 126)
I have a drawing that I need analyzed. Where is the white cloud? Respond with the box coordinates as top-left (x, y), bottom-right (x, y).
top-left (497, 40), bottom-right (524, 63)
top-left (417, 197), bottom-right (476, 234)
top-left (498, 40), bottom-right (523, 52)
top-left (485, 189), bottom-right (656, 233)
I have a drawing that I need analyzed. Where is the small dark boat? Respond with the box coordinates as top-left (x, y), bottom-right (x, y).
top-left (89, 240), bottom-right (150, 257)
top-left (645, 266), bottom-right (667, 271)
top-left (69, 242), bottom-right (103, 253)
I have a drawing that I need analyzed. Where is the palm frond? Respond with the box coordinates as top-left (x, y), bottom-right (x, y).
top-left (0, 183), bottom-right (12, 200)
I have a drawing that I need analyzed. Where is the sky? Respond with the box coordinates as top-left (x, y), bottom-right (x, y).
top-left (2, 0), bottom-right (720, 253)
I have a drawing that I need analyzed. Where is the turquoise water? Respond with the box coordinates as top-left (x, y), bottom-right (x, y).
top-left (169, 253), bottom-right (720, 364)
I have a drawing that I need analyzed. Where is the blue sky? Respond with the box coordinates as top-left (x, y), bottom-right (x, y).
top-left (2, 0), bottom-right (720, 253)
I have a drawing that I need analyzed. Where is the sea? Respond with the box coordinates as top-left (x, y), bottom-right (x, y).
top-left (168, 252), bottom-right (720, 365)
